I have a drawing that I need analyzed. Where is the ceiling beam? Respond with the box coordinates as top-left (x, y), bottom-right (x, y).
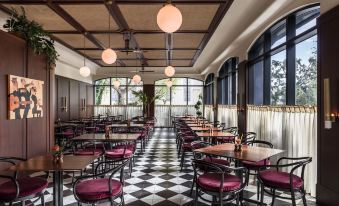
top-left (74, 48), bottom-right (198, 51)
top-left (105, 0), bottom-right (148, 66)
top-left (46, 30), bottom-right (208, 34)
top-left (93, 58), bottom-right (192, 61)
top-left (0, 0), bottom-right (226, 4)
top-left (190, 0), bottom-right (233, 67)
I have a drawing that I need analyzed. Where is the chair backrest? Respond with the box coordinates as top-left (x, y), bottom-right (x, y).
top-left (243, 132), bottom-right (256, 143)
top-left (244, 140), bottom-right (273, 148)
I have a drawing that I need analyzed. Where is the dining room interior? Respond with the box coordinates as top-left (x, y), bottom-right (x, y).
top-left (0, 0), bottom-right (338, 206)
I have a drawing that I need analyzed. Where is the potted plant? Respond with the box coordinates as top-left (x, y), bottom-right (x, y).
top-left (3, 7), bottom-right (58, 66)
top-left (132, 90), bottom-right (164, 117)
top-left (194, 94), bottom-right (203, 118)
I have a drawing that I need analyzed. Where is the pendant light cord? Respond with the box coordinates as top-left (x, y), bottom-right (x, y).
top-left (83, 34), bottom-right (86, 66)
top-left (108, 9), bottom-right (111, 48)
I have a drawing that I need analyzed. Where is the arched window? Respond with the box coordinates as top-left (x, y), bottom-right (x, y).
top-left (248, 5), bottom-right (319, 105)
top-left (94, 77), bottom-right (143, 105)
top-left (204, 73), bottom-right (214, 105)
top-left (217, 57), bottom-right (238, 105)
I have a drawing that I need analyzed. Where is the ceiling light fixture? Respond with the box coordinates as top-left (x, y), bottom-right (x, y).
top-left (132, 74), bottom-right (141, 84)
top-left (157, 3), bottom-right (182, 33)
top-left (113, 63), bottom-right (120, 89)
top-left (102, 7), bottom-right (117, 64)
top-left (164, 65), bottom-right (175, 77)
top-left (166, 79), bottom-right (173, 88)
top-left (80, 33), bottom-right (91, 77)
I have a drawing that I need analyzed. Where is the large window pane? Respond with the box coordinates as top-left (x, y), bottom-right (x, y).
top-left (111, 78), bottom-right (127, 85)
top-left (95, 78), bottom-right (110, 85)
top-left (188, 78), bottom-right (203, 86)
top-left (271, 50), bottom-right (287, 105)
top-left (155, 86), bottom-right (170, 105)
top-left (296, 35), bottom-right (317, 105)
top-left (95, 86), bottom-right (110, 105)
top-left (270, 20), bottom-right (286, 49)
top-left (296, 6), bottom-right (320, 35)
top-left (249, 61), bottom-right (264, 104)
top-left (111, 86), bottom-right (127, 105)
top-left (171, 86), bottom-right (187, 105)
top-left (173, 78), bottom-right (187, 85)
top-left (128, 86), bottom-right (143, 105)
top-left (249, 35), bottom-right (264, 60)
top-left (187, 87), bottom-right (203, 105)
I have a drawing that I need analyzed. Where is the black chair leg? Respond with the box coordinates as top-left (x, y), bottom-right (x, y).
top-left (301, 189), bottom-right (308, 206)
top-left (180, 151), bottom-right (185, 171)
top-left (190, 175), bottom-right (196, 196)
top-left (271, 189), bottom-right (276, 206)
top-left (194, 186), bottom-right (199, 206)
top-left (260, 184), bottom-right (265, 206)
top-left (291, 190), bottom-right (297, 206)
top-left (257, 181), bottom-right (260, 200)
top-left (41, 194), bottom-right (45, 206)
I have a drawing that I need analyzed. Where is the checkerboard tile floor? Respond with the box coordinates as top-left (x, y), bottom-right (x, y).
top-left (9, 128), bottom-right (317, 206)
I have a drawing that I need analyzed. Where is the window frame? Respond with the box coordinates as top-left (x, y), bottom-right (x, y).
top-left (217, 57), bottom-right (238, 105)
top-left (247, 4), bottom-right (319, 105)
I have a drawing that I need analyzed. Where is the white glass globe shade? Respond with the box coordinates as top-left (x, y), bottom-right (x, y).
top-left (166, 80), bottom-right (173, 88)
top-left (132, 74), bottom-right (141, 84)
top-left (79, 66), bottom-right (90, 77)
top-left (113, 80), bottom-right (121, 89)
top-left (157, 4), bottom-right (182, 33)
top-left (164, 66), bottom-right (175, 77)
top-left (101, 48), bottom-right (117, 64)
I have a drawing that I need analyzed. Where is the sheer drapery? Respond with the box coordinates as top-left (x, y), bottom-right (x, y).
top-left (247, 105), bottom-right (317, 196)
top-left (155, 105), bottom-right (197, 127)
top-left (217, 105), bottom-right (238, 128)
top-left (94, 106), bottom-right (142, 120)
top-left (204, 105), bottom-right (214, 122)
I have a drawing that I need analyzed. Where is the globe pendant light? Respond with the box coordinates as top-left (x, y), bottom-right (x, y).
top-left (166, 79), bottom-right (173, 88)
top-left (132, 74), bottom-right (141, 84)
top-left (80, 34), bottom-right (91, 77)
top-left (113, 63), bottom-right (120, 89)
top-left (164, 65), bottom-right (175, 77)
top-left (157, 3), bottom-right (182, 33)
top-left (102, 9), bottom-right (117, 64)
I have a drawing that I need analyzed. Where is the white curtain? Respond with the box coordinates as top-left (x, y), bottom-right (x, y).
top-left (204, 105), bottom-right (214, 122)
top-left (217, 105), bottom-right (238, 128)
top-left (95, 106), bottom-right (143, 120)
top-left (155, 105), bottom-right (171, 127)
top-left (247, 105), bottom-right (317, 196)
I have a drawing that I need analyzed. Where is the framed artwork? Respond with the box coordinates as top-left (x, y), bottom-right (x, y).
top-left (8, 75), bottom-right (44, 119)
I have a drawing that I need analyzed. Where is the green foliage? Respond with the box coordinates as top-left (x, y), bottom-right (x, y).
top-left (194, 94), bottom-right (203, 117)
top-left (3, 7), bottom-right (58, 65)
top-left (132, 90), bottom-right (164, 116)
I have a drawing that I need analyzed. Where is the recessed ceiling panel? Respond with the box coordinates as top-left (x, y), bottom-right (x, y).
top-left (2, 4), bottom-right (75, 31)
top-left (134, 33), bottom-right (165, 48)
top-left (143, 50), bottom-right (166, 59)
top-left (121, 60), bottom-right (142, 67)
top-left (173, 33), bottom-right (204, 48)
top-left (177, 4), bottom-right (219, 30)
top-left (116, 52), bottom-right (139, 60)
top-left (93, 34), bottom-right (125, 49)
top-left (78, 50), bottom-right (102, 59)
top-left (171, 60), bottom-right (192, 67)
top-left (172, 50), bottom-right (197, 59)
top-left (118, 4), bottom-right (161, 30)
top-left (147, 60), bottom-right (166, 67)
top-left (61, 4), bottom-right (119, 31)
top-left (53, 34), bottom-right (97, 48)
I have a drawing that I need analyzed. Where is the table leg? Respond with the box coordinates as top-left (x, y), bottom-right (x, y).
top-left (53, 171), bottom-right (63, 206)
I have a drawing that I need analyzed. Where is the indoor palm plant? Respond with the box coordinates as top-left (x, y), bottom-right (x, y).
top-left (132, 90), bottom-right (164, 117)
top-left (3, 7), bottom-right (58, 66)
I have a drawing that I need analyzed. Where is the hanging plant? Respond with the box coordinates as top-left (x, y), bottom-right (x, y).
top-left (3, 7), bottom-right (59, 66)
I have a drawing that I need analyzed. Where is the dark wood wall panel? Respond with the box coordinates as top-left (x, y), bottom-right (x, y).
top-left (317, 5), bottom-right (339, 206)
top-left (237, 61), bottom-right (247, 134)
top-left (143, 84), bottom-right (155, 117)
top-left (55, 76), bottom-right (93, 121)
top-left (0, 31), bottom-right (52, 159)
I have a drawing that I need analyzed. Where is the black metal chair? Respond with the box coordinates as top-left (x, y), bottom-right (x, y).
top-left (73, 158), bottom-right (129, 206)
top-left (0, 157), bottom-right (48, 206)
top-left (258, 157), bottom-right (312, 206)
top-left (192, 159), bottom-right (248, 206)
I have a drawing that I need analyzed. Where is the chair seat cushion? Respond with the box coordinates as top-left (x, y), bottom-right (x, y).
top-left (75, 178), bottom-right (122, 202)
top-left (197, 173), bottom-right (241, 192)
top-left (105, 148), bottom-right (133, 158)
top-left (74, 148), bottom-right (103, 156)
top-left (203, 157), bottom-right (230, 166)
top-left (243, 159), bottom-right (270, 170)
top-left (0, 177), bottom-right (48, 201)
top-left (259, 170), bottom-right (303, 189)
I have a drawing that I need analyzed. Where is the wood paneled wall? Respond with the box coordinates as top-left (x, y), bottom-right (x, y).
top-left (0, 31), bottom-right (53, 158)
top-left (317, 5), bottom-right (339, 205)
top-left (55, 76), bottom-right (93, 121)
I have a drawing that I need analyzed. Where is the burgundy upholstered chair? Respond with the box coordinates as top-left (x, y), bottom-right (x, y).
top-left (217, 127), bottom-right (238, 144)
top-left (178, 137), bottom-right (201, 171)
top-left (0, 157), bottom-right (48, 206)
top-left (192, 159), bottom-right (248, 206)
top-left (73, 159), bottom-right (129, 206)
top-left (258, 157), bottom-right (312, 206)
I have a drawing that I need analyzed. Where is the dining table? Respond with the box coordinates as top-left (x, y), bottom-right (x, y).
top-left (190, 127), bottom-right (222, 132)
top-left (9, 154), bottom-right (98, 206)
top-left (73, 132), bottom-right (140, 142)
top-left (194, 143), bottom-right (285, 205)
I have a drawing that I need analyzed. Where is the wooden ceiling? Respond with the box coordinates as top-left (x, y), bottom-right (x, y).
top-left (0, 0), bottom-right (233, 68)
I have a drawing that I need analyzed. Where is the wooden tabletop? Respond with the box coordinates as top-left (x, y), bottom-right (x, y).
top-left (73, 133), bottom-right (140, 141)
top-left (109, 123), bottom-right (144, 127)
top-left (190, 127), bottom-right (222, 132)
top-left (186, 123), bottom-right (212, 127)
top-left (194, 143), bottom-right (285, 162)
top-left (9, 155), bottom-right (98, 172)
top-left (195, 131), bottom-right (235, 137)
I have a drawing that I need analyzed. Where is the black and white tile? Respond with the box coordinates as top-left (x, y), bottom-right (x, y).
top-left (12, 128), bottom-right (317, 206)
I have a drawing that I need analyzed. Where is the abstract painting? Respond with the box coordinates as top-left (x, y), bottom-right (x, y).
top-left (8, 75), bottom-right (44, 119)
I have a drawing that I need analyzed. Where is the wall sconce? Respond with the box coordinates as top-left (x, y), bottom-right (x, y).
top-left (81, 98), bottom-right (86, 111)
top-left (61, 97), bottom-right (68, 112)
